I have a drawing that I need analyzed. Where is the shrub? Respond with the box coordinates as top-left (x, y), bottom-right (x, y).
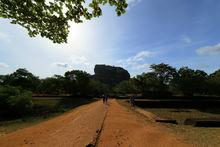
top-left (0, 86), bottom-right (33, 117)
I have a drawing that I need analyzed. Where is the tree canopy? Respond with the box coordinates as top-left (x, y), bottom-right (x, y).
top-left (0, 0), bottom-right (127, 43)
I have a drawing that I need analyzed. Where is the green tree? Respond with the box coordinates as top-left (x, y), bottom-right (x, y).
top-left (0, 0), bottom-right (127, 43)
top-left (0, 86), bottom-right (33, 117)
top-left (114, 79), bottom-right (139, 95)
top-left (150, 63), bottom-right (177, 85)
top-left (64, 70), bottom-right (90, 96)
top-left (207, 69), bottom-right (220, 95)
top-left (2, 68), bottom-right (40, 92)
top-left (133, 72), bottom-right (164, 96)
top-left (88, 79), bottom-right (110, 96)
top-left (38, 75), bottom-right (65, 95)
top-left (175, 67), bottom-right (207, 96)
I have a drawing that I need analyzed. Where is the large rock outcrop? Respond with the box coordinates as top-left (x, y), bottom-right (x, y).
top-left (93, 64), bottom-right (130, 86)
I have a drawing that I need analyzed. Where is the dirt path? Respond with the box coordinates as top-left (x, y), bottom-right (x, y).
top-left (97, 99), bottom-right (191, 147)
top-left (0, 99), bottom-right (191, 147)
top-left (0, 101), bottom-right (107, 147)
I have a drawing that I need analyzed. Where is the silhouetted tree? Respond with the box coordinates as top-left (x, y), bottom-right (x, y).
top-left (174, 67), bottom-right (208, 96)
top-left (1, 68), bottom-right (40, 92)
top-left (38, 75), bottom-right (65, 95)
top-left (114, 79), bottom-right (139, 95)
top-left (207, 69), bottom-right (220, 95)
top-left (88, 80), bottom-right (110, 96)
top-left (64, 70), bottom-right (90, 96)
top-left (0, 0), bottom-right (127, 43)
top-left (150, 63), bottom-right (177, 85)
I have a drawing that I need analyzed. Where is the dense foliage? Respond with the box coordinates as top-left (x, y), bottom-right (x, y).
top-left (1, 63), bottom-right (220, 118)
top-left (1, 63), bottom-right (220, 99)
top-left (0, 0), bottom-right (127, 43)
top-left (113, 63), bottom-right (220, 97)
top-left (0, 86), bottom-right (33, 117)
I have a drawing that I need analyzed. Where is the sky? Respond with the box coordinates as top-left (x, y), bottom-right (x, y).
top-left (1, 0), bottom-right (220, 78)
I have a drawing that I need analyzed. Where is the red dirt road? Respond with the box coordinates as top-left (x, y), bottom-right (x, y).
top-left (0, 99), bottom-right (191, 147)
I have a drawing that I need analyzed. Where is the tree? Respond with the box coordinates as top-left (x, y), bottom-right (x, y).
top-left (150, 63), bottom-right (177, 85)
top-left (1, 68), bottom-right (40, 92)
top-left (0, 85), bottom-right (33, 117)
top-left (133, 72), bottom-right (168, 96)
top-left (207, 69), bottom-right (220, 95)
top-left (88, 79), bottom-right (110, 96)
top-left (0, 0), bottom-right (127, 43)
top-left (38, 75), bottom-right (65, 94)
top-left (64, 70), bottom-right (90, 96)
top-left (114, 79), bottom-right (139, 95)
top-left (174, 67), bottom-right (208, 96)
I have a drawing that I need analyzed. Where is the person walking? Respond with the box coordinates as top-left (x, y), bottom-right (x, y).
top-left (130, 95), bottom-right (135, 109)
top-left (102, 94), bottom-right (106, 104)
top-left (105, 95), bottom-right (108, 104)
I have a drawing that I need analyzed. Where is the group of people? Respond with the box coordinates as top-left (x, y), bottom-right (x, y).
top-left (102, 94), bottom-right (108, 104)
top-left (101, 94), bottom-right (135, 109)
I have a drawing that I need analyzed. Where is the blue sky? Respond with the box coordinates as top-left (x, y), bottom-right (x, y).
top-left (1, 0), bottom-right (220, 77)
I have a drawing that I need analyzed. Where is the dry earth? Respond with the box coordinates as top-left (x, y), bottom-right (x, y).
top-left (0, 99), bottom-right (192, 147)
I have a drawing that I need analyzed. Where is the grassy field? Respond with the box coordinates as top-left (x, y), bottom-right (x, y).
top-left (118, 99), bottom-right (220, 146)
top-left (0, 97), bottom-right (96, 135)
top-left (145, 108), bottom-right (220, 146)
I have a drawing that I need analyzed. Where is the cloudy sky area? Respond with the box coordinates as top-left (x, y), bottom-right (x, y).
top-left (1, 0), bottom-right (220, 77)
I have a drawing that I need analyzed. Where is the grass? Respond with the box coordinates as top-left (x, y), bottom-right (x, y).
top-left (0, 97), bottom-right (95, 135)
top-left (118, 99), bottom-right (220, 146)
top-left (145, 108), bottom-right (220, 146)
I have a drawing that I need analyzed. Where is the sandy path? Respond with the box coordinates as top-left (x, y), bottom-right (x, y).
top-left (0, 101), bottom-right (106, 147)
top-left (97, 99), bottom-right (191, 147)
top-left (0, 99), bottom-right (192, 147)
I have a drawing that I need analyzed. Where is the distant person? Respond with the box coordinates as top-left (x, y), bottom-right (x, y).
top-left (105, 95), bottom-right (108, 104)
top-left (130, 95), bottom-right (135, 109)
top-left (102, 94), bottom-right (105, 104)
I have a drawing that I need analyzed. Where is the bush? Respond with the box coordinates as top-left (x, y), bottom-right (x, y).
top-left (0, 86), bottom-right (33, 118)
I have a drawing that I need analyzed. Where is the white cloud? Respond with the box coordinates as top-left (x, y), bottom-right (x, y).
top-left (52, 62), bottom-right (70, 68)
top-left (69, 55), bottom-right (92, 66)
top-left (116, 50), bottom-right (156, 75)
top-left (131, 50), bottom-right (155, 62)
top-left (0, 62), bottom-right (9, 68)
top-left (53, 55), bottom-right (94, 74)
top-left (181, 35), bottom-right (191, 44)
top-left (196, 43), bottom-right (220, 55)
top-left (118, 50), bottom-right (156, 67)
top-left (127, 0), bottom-right (142, 5)
top-left (136, 63), bottom-right (150, 70)
top-left (126, 0), bottom-right (142, 9)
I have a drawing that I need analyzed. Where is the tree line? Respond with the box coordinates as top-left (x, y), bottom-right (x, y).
top-left (1, 64), bottom-right (220, 97)
top-left (115, 63), bottom-right (220, 97)
top-left (0, 63), bottom-right (220, 117)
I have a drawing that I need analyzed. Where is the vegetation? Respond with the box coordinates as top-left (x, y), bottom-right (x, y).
top-left (144, 108), bottom-right (220, 146)
top-left (0, 86), bottom-right (33, 118)
top-left (0, 0), bottom-right (127, 43)
top-left (0, 64), bottom-right (130, 119)
top-left (0, 63), bottom-right (220, 123)
top-left (0, 97), bottom-right (94, 134)
top-left (114, 63), bottom-right (220, 97)
top-left (1, 63), bottom-right (220, 99)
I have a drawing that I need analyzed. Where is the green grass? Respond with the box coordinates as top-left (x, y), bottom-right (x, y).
top-left (145, 108), bottom-right (220, 146)
top-left (0, 113), bottom-right (59, 136)
top-left (0, 97), bottom-right (95, 135)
